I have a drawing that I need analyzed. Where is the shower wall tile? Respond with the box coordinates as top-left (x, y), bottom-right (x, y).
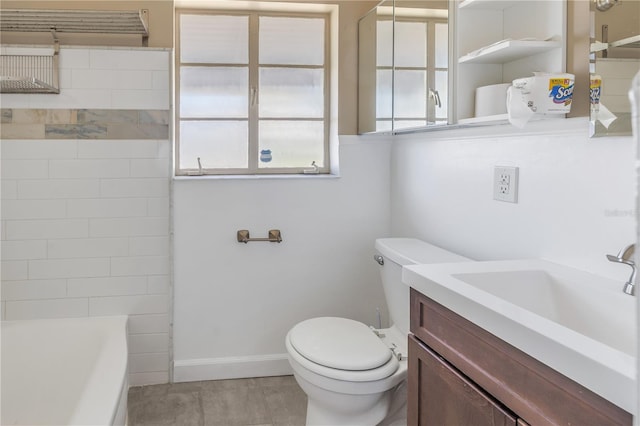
top-left (1, 124), bottom-right (45, 139)
top-left (77, 140), bottom-right (163, 159)
top-left (99, 178), bottom-right (169, 198)
top-left (49, 159), bottom-right (130, 178)
top-left (45, 124), bottom-right (108, 139)
top-left (6, 219), bottom-right (89, 240)
top-left (59, 48), bottom-right (90, 69)
top-left (1, 140), bottom-right (78, 159)
top-left (1, 180), bottom-right (17, 200)
top-left (1, 260), bottom-right (28, 281)
top-left (129, 352), bottom-right (170, 374)
top-left (1, 159), bottom-right (49, 179)
top-left (110, 255), bottom-right (170, 277)
top-left (17, 179), bottom-right (100, 200)
top-left (128, 314), bottom-right (170, 334)
top-left (139, 110), bottom-right (170, 125)
top-left (28, 258), bottom-right (111, 280)
top-left (1, 240), bottom-right (47, 261)
top-left (47, 237), bottom-right (129, 259)
top-left (67, 276), bottom-right (148, 297)
top-left (89, 217), bottom-right (169, 238)
top-left (0, 47), bottom-right (172, 386)
top-left (66, 198), bottom-right (148, 218)
top-left (89, 294), bottom-right (168, 316)
top-left (1, 279), bottom-right (67, 301)
top-left (1, 200), bottom-right (67, 220)
top-left (129, 333), bottom-right (170, 354)
top-left (147, 275), bottom-right (170, 294)
top-left (129, 237), bottom-right (170, 257)
top-left (5, 298), bottom-right (89, 320)
top-left (130, 159), bottom-right (171, 178)
top-left (1, 109), bottom-right (13, 123)
top-left (129, 372), bottom-right (170, 387)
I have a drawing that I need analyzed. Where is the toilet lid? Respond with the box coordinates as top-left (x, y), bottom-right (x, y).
top-left (288, 317), bottom-right (392, 371)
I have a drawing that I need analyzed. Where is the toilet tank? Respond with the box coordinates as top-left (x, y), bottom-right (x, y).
top-left (374, 238), bottom-right (471, 335)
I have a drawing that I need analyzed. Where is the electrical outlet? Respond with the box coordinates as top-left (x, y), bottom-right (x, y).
top-left (493, 166), bottom-right (519, 203)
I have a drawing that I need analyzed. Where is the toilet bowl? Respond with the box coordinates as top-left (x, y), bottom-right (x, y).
top-left (285, 238), bottom-right (472, 425)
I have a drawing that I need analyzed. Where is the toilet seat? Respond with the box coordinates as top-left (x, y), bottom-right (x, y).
top-left (287, 317), bottom-right (400, 382)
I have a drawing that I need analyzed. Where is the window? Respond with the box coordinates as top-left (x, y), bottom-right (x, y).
top-left (376, 17), bottom-right (448, 132)
top-left (176, 10), bottom-right (330, 175)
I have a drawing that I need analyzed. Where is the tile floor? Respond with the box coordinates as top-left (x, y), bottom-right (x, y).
top-left (128, 375), bottom-right (307, 426)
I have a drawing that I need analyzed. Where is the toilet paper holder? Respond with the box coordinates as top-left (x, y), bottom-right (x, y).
top-left (237, 229), bottom-right (282, 243)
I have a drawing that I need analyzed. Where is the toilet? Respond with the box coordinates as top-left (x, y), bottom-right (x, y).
top-left (285, 238), bottom-right (471, 425)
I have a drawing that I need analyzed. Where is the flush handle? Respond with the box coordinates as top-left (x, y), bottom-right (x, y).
top-left (374, 254), bottom-right (384, 266)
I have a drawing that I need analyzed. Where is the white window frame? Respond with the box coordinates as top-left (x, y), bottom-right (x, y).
top-left (175, 9), bottom-right (331, 176)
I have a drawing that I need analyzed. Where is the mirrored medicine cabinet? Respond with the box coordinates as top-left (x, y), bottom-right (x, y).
top-left (358, 0), bottom-right (450, 134)
top-left (359, 0), bottom-right (638, 138)
top-left (590, 0), bottom-right (640, 137)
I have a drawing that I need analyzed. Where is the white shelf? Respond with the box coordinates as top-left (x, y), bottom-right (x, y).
top-left (609, 34), bottom-right (640, 49)
top-left (459, 40), bottom-right (562, 64)
top-left (458, 114), bottom-right (508, 125)
top-left (458, 0), bottom-right (520, 10)
top-left (592, 35), bottom-right (640, 52)
top-left (459, 114), bottom-right (566, 125)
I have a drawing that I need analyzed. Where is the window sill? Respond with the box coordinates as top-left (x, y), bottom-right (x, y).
top-left (173, 173), bottom-right (340, 181)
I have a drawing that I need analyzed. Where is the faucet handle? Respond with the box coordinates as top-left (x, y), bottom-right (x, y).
top-left (607, 244), bottom-right (637, 296)
top-left (618, 244), bottom-right (635, 262)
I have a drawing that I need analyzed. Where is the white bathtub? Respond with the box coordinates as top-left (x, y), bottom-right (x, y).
top-left (1, 316), bottom-right (129, 426)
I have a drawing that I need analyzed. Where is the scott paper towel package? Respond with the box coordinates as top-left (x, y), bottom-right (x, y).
top-left (590, 74), bottom-right (602, 113)
top-left (507, 72), bottom-right (575, 128)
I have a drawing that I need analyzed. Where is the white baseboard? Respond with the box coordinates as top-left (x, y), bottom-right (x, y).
top-left (173, 353), bottom-right (293, 383)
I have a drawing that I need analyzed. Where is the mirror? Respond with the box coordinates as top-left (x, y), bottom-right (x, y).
top-left (358, 0), bottom-right (449, 134)
top-left (590, 0), bottom-right (640, 137)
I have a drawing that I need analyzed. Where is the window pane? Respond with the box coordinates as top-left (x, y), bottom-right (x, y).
top-left (180, 67), bottom-right (248, 118)
top-left (435, 23), bottom-right (448, 69)
top-left (376, 120), bottom-right (393, 132)
top-left (260, 17), bottom-right (324, 65)
top-left (180, 121), bottom-right (248, 169)
top-left (376, 19), bottom-right (393, 67)
top-left (259, 68), bottom-right (324, 118)
top-left (377, 69), bottom-right (393, 118)
top-left (394, 21), bottom-right (427, 68)
top-left (259, 121), bottom-right (324, 168)
top-left (394, 70), bottom-right (426, 118)
top-left (180, 15), bottom-right (248, 64)
top-left (394, 120), bottom-right (428, 131)
top-left (435, 70), bottom-right (448, 119)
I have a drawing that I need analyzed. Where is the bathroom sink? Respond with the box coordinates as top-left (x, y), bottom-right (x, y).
top-left (402, 259), bottom-right (637, 414)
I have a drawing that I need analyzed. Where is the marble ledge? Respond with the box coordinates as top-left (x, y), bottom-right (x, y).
top-left (0, 108), bottom-right (170, 140)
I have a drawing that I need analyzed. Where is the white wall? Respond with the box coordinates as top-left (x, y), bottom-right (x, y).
top-left (390, 117), bottom-right (636, 282)
top-left (0, 47), bottom-right (172, 386)
top-left (172, 135), bottom-right (392, 381)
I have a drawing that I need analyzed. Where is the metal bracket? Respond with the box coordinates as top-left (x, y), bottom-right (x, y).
top-left (237, 229), bottom-right (282, 243)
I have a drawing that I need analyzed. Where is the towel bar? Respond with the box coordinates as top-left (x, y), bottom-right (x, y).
top-left (237, 229), bottom-right (282, 243)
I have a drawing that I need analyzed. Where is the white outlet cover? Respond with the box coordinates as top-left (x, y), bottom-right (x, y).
top-left (493, 166), bottom-right (519, 203)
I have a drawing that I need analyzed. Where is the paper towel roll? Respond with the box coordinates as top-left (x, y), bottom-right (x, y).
top-left (475, 83), bottom-right (510, 117)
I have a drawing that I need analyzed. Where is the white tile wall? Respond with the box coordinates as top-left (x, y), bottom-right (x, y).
top-left (0, 48), bottom-right (172, 386)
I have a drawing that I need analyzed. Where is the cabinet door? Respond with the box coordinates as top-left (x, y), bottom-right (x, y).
top-left (408, 335), bottom-right (517, 426)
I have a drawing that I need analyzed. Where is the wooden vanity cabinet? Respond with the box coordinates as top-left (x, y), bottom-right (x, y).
top-left (408, 288), bottom-right (632, 426)
top-left (409, 335), bottom-right (519, 426)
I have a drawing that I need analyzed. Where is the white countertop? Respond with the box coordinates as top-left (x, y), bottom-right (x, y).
top-left (403, 259), bottom-right (637, 414)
